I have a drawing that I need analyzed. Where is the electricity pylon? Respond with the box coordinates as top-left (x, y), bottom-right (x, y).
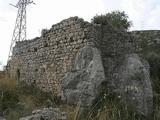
top-left (8, 0), bottom-right (35, 61)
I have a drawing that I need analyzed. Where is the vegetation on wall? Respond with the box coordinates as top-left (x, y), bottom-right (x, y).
top-left (91, 10), bottom-right (132, 31)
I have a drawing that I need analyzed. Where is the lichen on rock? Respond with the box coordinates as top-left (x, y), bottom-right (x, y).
top-left (61, 45), bottom-right (105, 106)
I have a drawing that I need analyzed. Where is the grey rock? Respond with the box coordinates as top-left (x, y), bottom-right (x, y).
top-left (20, 108), bottom-right (67, 120)
top-left (115, 54), bottom-right (153, 116)
top-left (0, 117), bottom-right (6, 120)
top-left (61, 45), bottom-right (105, 106)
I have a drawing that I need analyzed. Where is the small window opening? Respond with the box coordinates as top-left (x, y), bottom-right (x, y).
top-left (34, 48), bottom-right (37, 52)
top-left (70, 37), bottom-right (74, 42)
top-left (42, 68), bottom-right (46, 73)
top-left (33, 80), bottom-right (36, 84)
top-left (44, 41), bottom-right (48, 47)
top-left (17, 69), bottom-right (20, 81)
top-left (56, 41), bottom-right (60, 45)
top-left (48, 37), bottom-right (51, 40)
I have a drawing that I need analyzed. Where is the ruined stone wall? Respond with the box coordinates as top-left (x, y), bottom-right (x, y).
top-left (8, 17), bottom-right (155, 115)
top-left (131, 30), bottom-right (160, 51)
top-left (9, 17), bottom-right (100, 95)
top-left (9, 17), bottom-right (159, 97)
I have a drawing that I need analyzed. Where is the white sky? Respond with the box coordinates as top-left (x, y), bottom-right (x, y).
top-left (0, 0), bottom-right (160, 69)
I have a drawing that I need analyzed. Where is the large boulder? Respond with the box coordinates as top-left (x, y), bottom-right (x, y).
top-left (61, 44), bottom-right (153, 116)
top-left (61, 45), bottom-right (105, 106)
top-left (115, 54), bottom-right (153, 116)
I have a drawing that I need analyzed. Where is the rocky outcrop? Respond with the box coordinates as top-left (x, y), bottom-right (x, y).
top-left (62, 45), bottom-right (153, 116)
top-left (61, 45), bottom-right (105, 106)
top-left (20, 108), bottom-right (67, 120)
top-left (114, 54), bottom-right (153, 116)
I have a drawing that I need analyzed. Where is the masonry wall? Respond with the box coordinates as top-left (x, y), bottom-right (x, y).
top-left (132, 30), bottom-right (160, 51)
top-left (9, 17), bottom-right (159, 96)
top-left (9, 17), bottom-right (100, 95)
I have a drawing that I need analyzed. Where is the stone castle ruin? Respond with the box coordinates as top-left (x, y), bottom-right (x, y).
top-left (7, 16), bottom-right (160, 116)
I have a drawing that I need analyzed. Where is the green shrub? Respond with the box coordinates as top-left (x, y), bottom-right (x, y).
top-left (6, 110), bottom-right (20, 120)
top-left (83, 82), bottom-right (144, 120)
top-left (91, 11), bottom-right (132, 31)
top-left (0, 90), bottom-right (19, 111)
top-left (0, 76), bottom-right (58, 118)
top-left (144, 52), bottom-right (160, 97)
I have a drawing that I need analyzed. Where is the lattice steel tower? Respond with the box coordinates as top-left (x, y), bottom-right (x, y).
top-left (8, 0), bottom-right (35, 60)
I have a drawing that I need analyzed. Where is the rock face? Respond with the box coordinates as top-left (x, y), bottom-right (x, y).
top-left (61, 45), bottom-right (105, 106)
top-left (61, 44), bottom-right (153, 115)
top-left (115, 54), bottom-right (153, 115)
top-left (20, 108), bottom-right (67, 120)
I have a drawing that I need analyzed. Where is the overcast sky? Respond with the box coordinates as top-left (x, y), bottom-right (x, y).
top-left (0, 0), bottom-right (160, 69)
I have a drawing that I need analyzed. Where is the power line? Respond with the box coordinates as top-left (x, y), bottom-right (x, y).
top-left (8, 0), bottom-right (35, 61)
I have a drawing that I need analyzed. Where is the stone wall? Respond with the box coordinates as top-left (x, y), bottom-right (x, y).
top-left (8, 17), bottom-right (100, 95)
top-left (8, 17), bottom-right (153, 95)
top-left (131, 30), bottom-right (160, 51)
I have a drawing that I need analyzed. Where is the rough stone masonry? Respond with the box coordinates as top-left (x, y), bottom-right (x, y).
top-left (7, 16), bottom-right (155, 116)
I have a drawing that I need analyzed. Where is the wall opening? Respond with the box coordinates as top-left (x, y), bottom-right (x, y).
top-left (44, 41), bottom-right (48, 47)
top-left (17, 69), bottom-right (20, 81)
top-left (70, 37), bottom-right (74, 42)
top-left (42, 68), bottom-right (46, 73)
top-left (48, 37), bottom-right (50, 40)
top-left (34, 48), bottom-right (37, 52)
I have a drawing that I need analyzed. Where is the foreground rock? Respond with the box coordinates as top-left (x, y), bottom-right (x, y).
top-left (61, 45), bottom-right (153, 116)
top-left (0, 117), bottom-right (6, 120)
top-left (115, 54), bottom-right (153, 116)
top-left (20, 108), bottom-right (67, 120)
top-left (61, 45), bottom-right (105, 106)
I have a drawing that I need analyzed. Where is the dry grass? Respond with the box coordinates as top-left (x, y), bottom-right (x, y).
top-left (0, 71), bottom-right (160, 120)
top-left (0, 71), bottom-right (57, 119)
top-left (0, 71), bottom-right (5, 78)
top-left (19, 95), bottom-right (37, 110)
top-left (0, 75), bottom-right (16, 92)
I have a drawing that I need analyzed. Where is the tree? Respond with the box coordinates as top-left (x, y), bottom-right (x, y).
top-left (91, 11), bottom-right (132, 31)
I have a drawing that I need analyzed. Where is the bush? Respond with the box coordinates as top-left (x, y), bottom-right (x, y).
top-left (86, 83), bottom-right (145, 120)
top-left (146, 52), bottom-right (160, 79)
top-left (144, 52), bottom-right (160, 95)
top-left (91, 11), bottom-right (132, 31)
top-left (0, 75), bottom-right (59, 119)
